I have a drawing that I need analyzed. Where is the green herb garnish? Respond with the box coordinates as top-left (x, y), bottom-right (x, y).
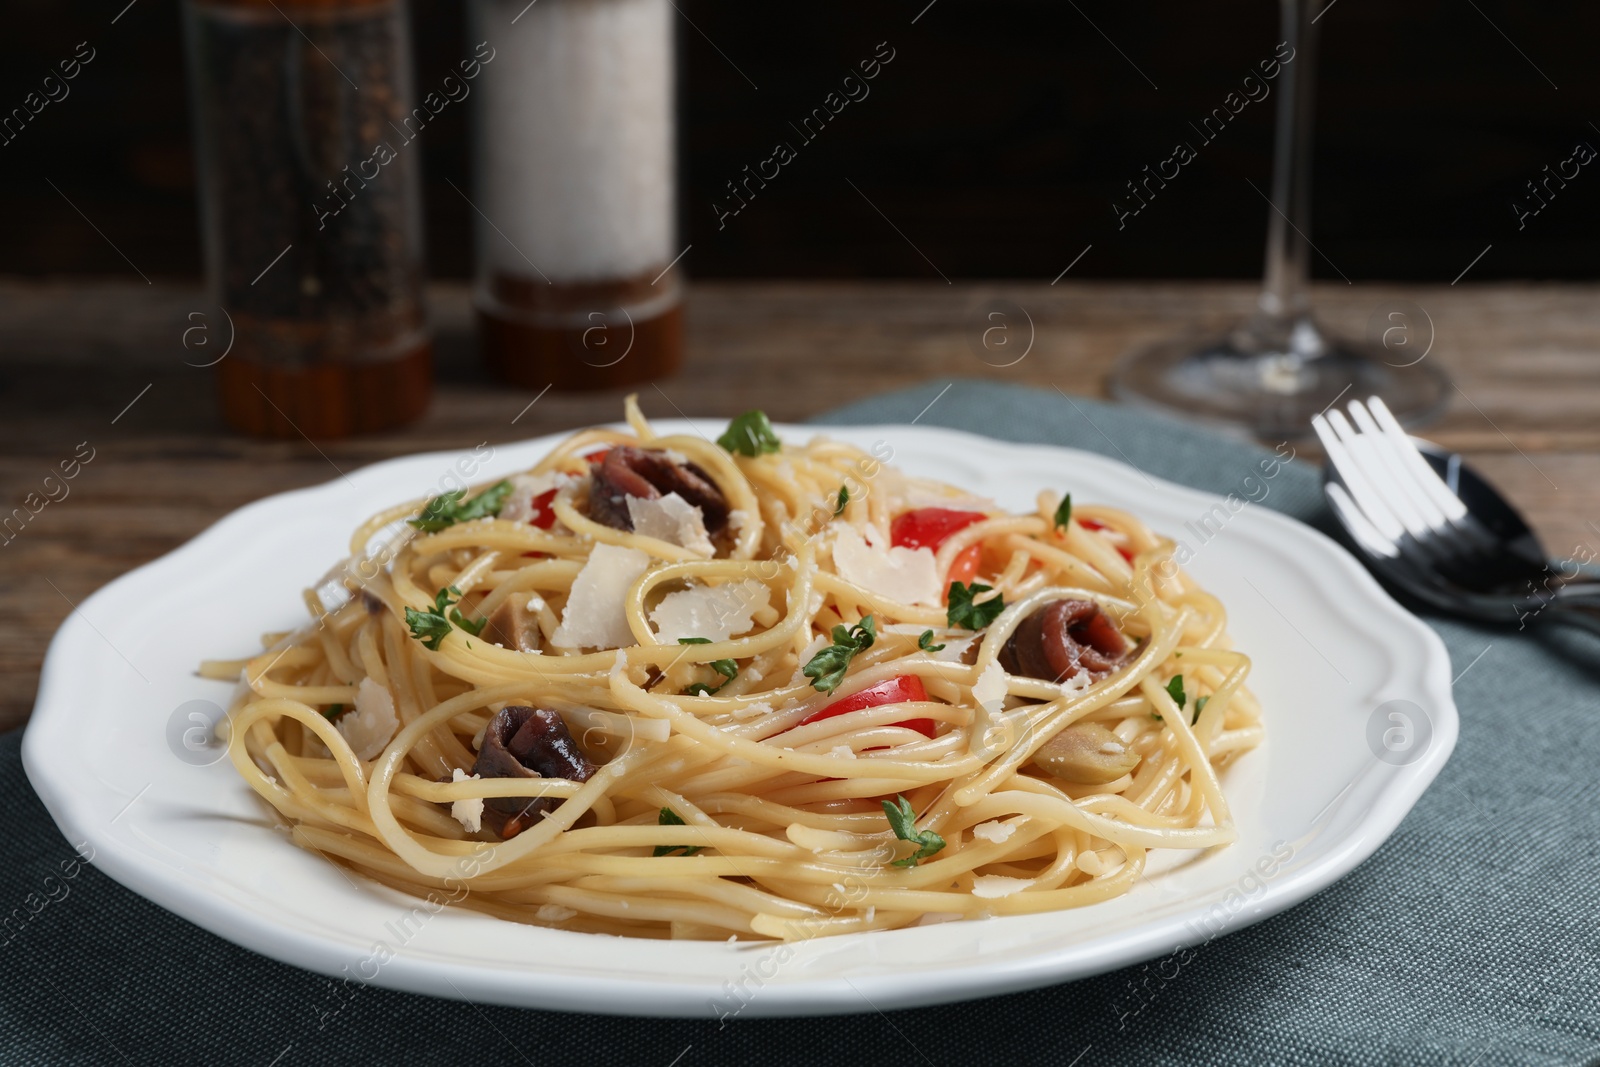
top-left (917, 630), bottom-right (946, 653)
top-left (717, 410), bottom-right (782, 457)
top-left (321, 704), bottom-right (347, 722)
top-left (653, 808), bottom-right (704, 857)
top-left (1054, 493), bottom-right (1072, 530)
top-left (882, 795), bottom-right (946, 868)
top-left (404, 586), bottom-right (484, 650)
top-left (1160, 674), bottom-right (1204, 724)
top-left (802, 616), bottom-right (877, 693)
top-left (834, 486), bottom-right (850, 515)
top-left (946, 582), bottom-right (1004, 630)
top-left (678, 637), bottom-right (738, 696)
top-left (408, 480), bottom-right (514, 533)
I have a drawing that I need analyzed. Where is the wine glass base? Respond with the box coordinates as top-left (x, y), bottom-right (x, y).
top-left (1109, 320), bottom-right (1450, 441)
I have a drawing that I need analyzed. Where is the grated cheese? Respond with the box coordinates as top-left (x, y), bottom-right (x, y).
top-left (536, 904), bottom-right (578, 922)
top-left (970, 820), bottom-right (1015, 844)
top-left (449, 768), bottom-right (484, 833)
top-left (338, 677), bottom-right (399, 760)
top-left (971, 874), bottom-right (1031, 899)
top-left (731, 700), bottom-right (773, 721)
top-left (551, 543), bottom-right (650, 649)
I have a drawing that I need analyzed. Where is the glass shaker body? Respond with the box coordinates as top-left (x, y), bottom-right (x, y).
top-left (184, 0), bottom-right (432, 437)
top-left (469, 0), bottom-right (682, 390)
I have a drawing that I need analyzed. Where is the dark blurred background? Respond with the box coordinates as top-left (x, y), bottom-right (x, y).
top-left (1, 0), bottom-right (1594, 283)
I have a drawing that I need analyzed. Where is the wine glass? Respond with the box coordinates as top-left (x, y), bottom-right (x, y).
top-left (1109, 0), bottom-right (1448, 439)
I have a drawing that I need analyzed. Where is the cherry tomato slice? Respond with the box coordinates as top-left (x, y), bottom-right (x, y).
top-left (947, 543), bottom-right (983, 589)
top-left (800, 674), bottom-right (935, 738)
top-left (527, 487), bottom-right (559, 530)
top-left (889, 507), bottom-right (985, 550)
top-left (892, 508), bottom-right (987, 600)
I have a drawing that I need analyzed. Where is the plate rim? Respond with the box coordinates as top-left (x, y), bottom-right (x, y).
top-left (23, 420), bottom-right (1459, 1017)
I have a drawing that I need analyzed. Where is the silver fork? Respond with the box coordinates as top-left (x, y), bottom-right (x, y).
top-left (1314, 396), bottom-right (1600, 630)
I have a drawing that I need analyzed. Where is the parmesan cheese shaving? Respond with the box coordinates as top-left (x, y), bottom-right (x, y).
top-left (337, 677), bottom-right (399, 761)
top-left (970, 820), bottom-right (1015, 844)
top-left (551, 543), bottom-right (650, 649)
top-left (830, 524), bottom-right (943, 606)
top-left (626, 492), bottom-right (714, 557)
top-left (971, 874), bottom-right (1031, 899)
top-left (972, 660), bottom-right (1007, 711)
top-left (449, 768), bottom-right (484, 833)
top-left (650, 578), bottom-right (770, 644)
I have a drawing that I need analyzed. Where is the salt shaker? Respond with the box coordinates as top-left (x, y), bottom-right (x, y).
top-left (183, 0), bottom-right (432, 438)
top-left (470, 0), bottom-right (682, 390)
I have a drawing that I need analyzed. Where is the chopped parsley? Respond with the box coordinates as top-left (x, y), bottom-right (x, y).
top-left (321, 704), bottom-right (347, 722)
top-left (803, 616), bottom-right (877, 693)
top-left (834, 485), bottom-right (850, 515)
top-left (882, 795), bottom-right (946, 868)
top-left (678, 638), bottom-right (738, 696)
top-left (404, 586), bottom-right (485, 651)
top-left (717, 410), bottom-right (782, 457)
top-left (1054, 493), bottom-right (1072, 530)
top-left (1165, 674), bottom-right (1187, 711)
top-left (917, 630), bottom-right (946, 653)
top-left (1156, 675), bottom-right (1203, 724)
top-left (653, 808), bottom-right (704, 857)
top-left (947, 582), bottom-right (1004, 630)
top-left (408, 480), bottom-right (514, 533)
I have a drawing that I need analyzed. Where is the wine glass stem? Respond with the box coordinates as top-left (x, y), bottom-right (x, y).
top-left (1259, 0), bottom-right (1320, 323)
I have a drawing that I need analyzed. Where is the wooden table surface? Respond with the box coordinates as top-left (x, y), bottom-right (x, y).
top-left (2, 278), bottom-right (1596, 732)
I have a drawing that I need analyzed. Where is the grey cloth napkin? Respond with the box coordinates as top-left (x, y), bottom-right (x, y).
top-left (6, 381), bottom-right (1598, 1066)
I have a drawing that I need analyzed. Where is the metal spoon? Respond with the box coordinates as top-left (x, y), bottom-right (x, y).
top-left (1319, 432), bottom-right (1600, 632)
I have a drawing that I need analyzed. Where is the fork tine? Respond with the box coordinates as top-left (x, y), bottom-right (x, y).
top-left (1347, 400), bottom-right (1452, 534)
top-left (1312, 412), bottom-right (1407, 545)
top-left (1326, 482), bottom-right (1400, 560)
top-left (1329, 406), bottom-right (1437, 541)
top-left (1327, 407), bottom-right (1435, 538)
top-left (1366, 396), bottom-right (1469, 523)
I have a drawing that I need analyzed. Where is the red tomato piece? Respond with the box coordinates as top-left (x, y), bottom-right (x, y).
top-left (527, 487), bottom-right (559, 530)
top-left (892, 507), bottom-right (988, 600)
top-left (799, 675), bottom-right (935, 738)
top-left (890, 507), bottom-right (985, 550)
top-left (947, 543), bottom-right (983, 588)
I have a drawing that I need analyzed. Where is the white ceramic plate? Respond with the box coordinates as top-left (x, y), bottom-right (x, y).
top-left (24, 422), bottom-right (1457, 1018)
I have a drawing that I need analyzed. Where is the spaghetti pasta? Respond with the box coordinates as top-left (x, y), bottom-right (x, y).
top-left (210, 398), bottom-right (1262, 941)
